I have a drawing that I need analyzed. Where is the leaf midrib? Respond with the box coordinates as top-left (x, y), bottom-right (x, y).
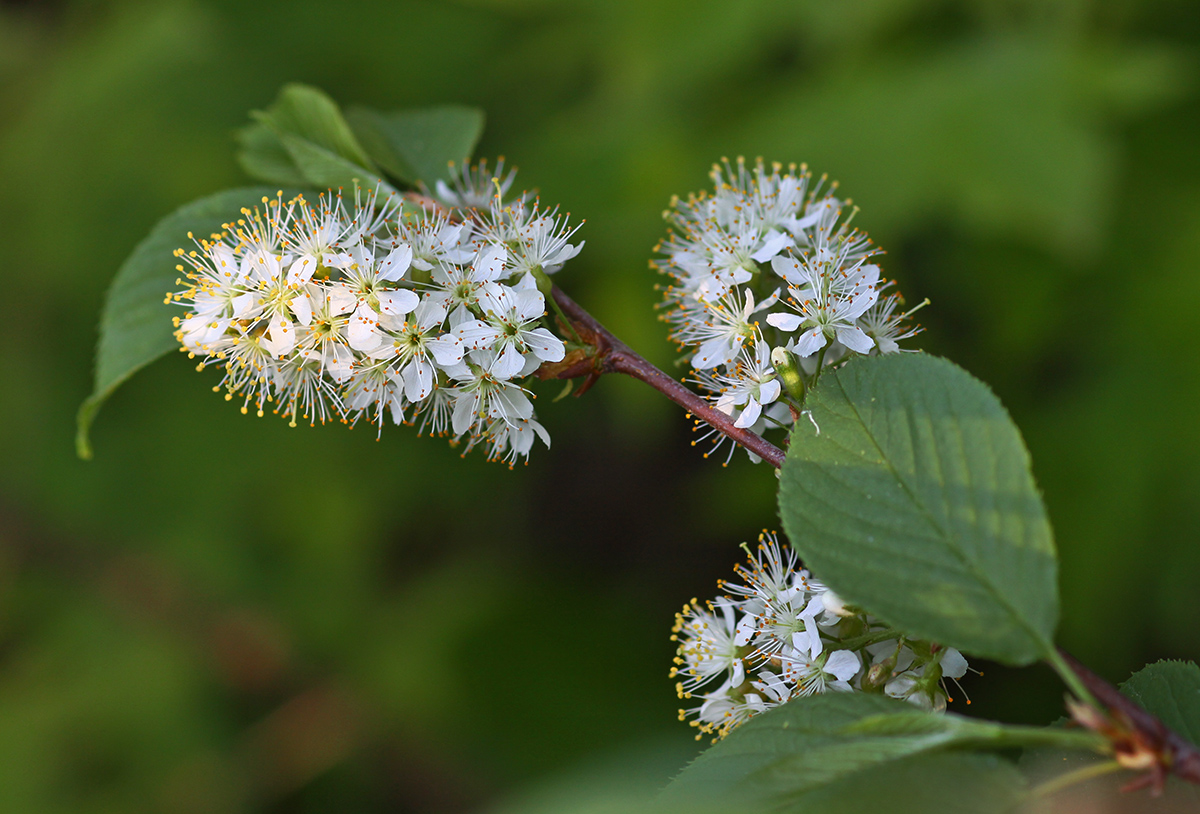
top-left (829, 371), bottom-right (1050, 658)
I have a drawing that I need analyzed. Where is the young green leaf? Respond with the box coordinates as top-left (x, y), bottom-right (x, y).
top-left (1120, 660), bottom-right (1200, 745)
top-left (77, 187), bottom-right (288, 459)
top-left (238, 83), bottom-right (391, 192)
top-left (663, 694), bottom-right (1034, 813)
top-left (346, 105), bottom-right (485, 185)
top-left (235, 121), bottom-right (307, 186)
top-left (777, 353), bottom-right (1058, 665)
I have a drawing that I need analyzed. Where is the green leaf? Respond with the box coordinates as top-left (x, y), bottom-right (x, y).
top-left (664, 694), bottom-right (1030, 813)
top-left (1120, 660), bottom-right (1200, 745)
top-left (76, 187), bottom-right (288, 459)
top-left (347, 105), bottom-right (485, 185)
top-left (777, 353), bottom-right (1058, 665)
top-left (238, 83), bottom-right (391, 192)
top-left (235, 122), bottom-right (306, 186)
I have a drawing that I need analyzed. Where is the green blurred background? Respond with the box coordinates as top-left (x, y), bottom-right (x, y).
top-left (1, 0), bottom-right (1198, 810)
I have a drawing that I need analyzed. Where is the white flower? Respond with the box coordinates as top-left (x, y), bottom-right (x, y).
top-left (427, 244), bottom-right (509, 315)
top-left (397, 215), bottom-right (475, 271)
top-left (765, 248), bottom-right (880, 357)
top-left (781, 647), bottom-right (862, 696)
top-left (169, 171), bottom-right (577, 463)
top-left (212, 329), bottom-right (276, 417)
top-left (859, 289), bottom-right (928, 354)
top-left (512, 207), bottom-right (585, 275)
top-left (328, 242), bottom-right (420, 351)
top-left (272, 352), bottom-right (343, 427)
top-left (343, 364), bottom-right (406, 434)
top-left (671, 288), bottom-right (778, 371)
top-left (369, 298), bottom-right (464, 402)
top-left (454, 283), bottom-right (564, 379)
top-left (687, 680), bottom-right (781, 741)
top-left (434, 157), bottom-right (522, 210)
top-left (711, 338), bottom-right (783, 429)
top-left (670, 599), bottom-right (753, 696)
top-left (883, 648), bottom-right (968, 712)
top-left (484, 416), bottom-right (552, 468)
top-left (445, 348), bottom-right (537, 439)
top-left (722, 530), bottom-right (800, 612)
top-left (294, 286), bottom-right (355, 383)
top-left (672, 529), bottom-right (972, 739)
top-left (284, 187), bottom-right (400, 285)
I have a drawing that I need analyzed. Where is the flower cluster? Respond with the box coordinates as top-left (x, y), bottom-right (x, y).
top-left (655, 158), bottom-right (926, 461)
top-left (671, 532), bottom-right (970, 741)
top-left (170, 163), bottom-right (583, 465)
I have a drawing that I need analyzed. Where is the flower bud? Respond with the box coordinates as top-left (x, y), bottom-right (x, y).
top-left (771, 346), bottom-right (805, 402)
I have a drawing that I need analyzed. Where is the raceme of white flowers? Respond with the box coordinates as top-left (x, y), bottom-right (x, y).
top-left (169, 160), bottom-right (583, 466)
top-left (655, 158), bottom-right (927, 462)
top-left (670, 532), bottom-right (970, 741)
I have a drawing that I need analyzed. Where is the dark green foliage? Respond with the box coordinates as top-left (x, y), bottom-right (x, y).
top-left (778, 354), bottom-right (1058, 664)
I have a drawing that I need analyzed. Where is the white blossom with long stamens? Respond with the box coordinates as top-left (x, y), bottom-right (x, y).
top-left (673, 530), bottom-right (971, 741)
top-left (171, 170), bottom-right (583, 465)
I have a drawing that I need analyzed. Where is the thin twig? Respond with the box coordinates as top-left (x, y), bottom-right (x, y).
top-left (1056, 647), bottom-right (1200, 788)
top-left (550, 286), bottom-right (787, 468)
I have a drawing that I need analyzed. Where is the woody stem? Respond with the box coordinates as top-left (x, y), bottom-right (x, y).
top-left (549, 286), bottom-right (787, 468)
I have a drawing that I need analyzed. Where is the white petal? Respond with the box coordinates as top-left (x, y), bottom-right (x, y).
top-left (231, 292), bottom-right (258, 319)
top-left (474, 244), bottom-right (508, 281)
top-left (792, 327), bottom-right (827, 358)
top-left (491, 343), bottom-right (525, 380)
top-left (425, 335), bottom-right (465, 367)
top-left (210, 243), bottom-right (238, 275)
top-left (842, 286), bottom-right (879, 320)
top-left (287, 256), bottom-right (318, 286)
top-left (825, 650), bottom-right (861, 683)
top-left (328, 286), bottom-right (357, 316)
top-left (289, 291), bottom-right (313, 326)
top-left (766, 312), bottom-right (804, 332)
top-left (523, 327), bottom-right (565, 362)
top-left (451, 393), bottom-right (477, 434)
top-left (835, 325), bottom-right (875, 354)
top-left (692, 336), bottom-right (739, 370)
top-left (733, 398), bottom-right (762, 429)
top-left (770, 255), bottom-right (809, 287)
top-left (377, 288), bottom-right (419, 316)
top-left (490, 385), bottom-right (533, 420)
top-left (403, 358), bottom-right (434, 402)
top-left (377, 244), bottom-right (413, 282)
top-left (348, 303), bottom-right (380, 351)
top-left (750, 230), bottom-right (793, 263)
top-left (758, 378), bottom-right (782, 405)
top-left (454, 320), bottom-right (502, 349)
top-left (265, 314), bottom-right (296, 357)
top-left (415, 298), bottom-right (448, 332)
top-left (326, 345), bottom-right (355, 384)
top-left (734, 615), bottom-right (758, 647)
top-left (940, 648), bottom-right (968, 680)
top-left (513, 288), bottom-right (546, 322)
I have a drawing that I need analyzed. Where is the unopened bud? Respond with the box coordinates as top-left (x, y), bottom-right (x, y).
top-left (862, 655), bottom-right (898, 693)
top-left (771, 346), bottom-right (805, 401)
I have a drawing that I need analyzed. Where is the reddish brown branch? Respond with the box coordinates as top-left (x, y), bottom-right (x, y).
top-left (1058, 647), bottom-right (1200, 791)
top-left (549, 286), bottom-right (786, 468)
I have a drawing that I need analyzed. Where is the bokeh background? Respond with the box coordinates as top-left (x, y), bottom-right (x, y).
top-left (1, 0), bottom-right (1199, 811)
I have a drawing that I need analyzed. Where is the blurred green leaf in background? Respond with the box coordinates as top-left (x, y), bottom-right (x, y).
top-left (2, 0), bottom-right (1200, 811)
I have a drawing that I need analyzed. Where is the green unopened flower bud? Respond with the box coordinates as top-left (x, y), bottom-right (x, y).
top-left (861, 653), bottom-right (898, 693)
top-left (770, 346), bottom-right (805, 402)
